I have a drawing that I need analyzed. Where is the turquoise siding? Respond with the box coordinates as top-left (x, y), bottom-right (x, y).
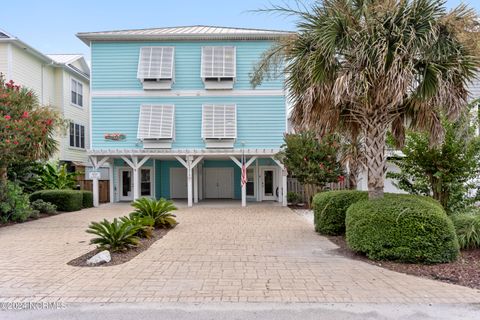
top-left (156, 160), bottom-right (184, 199)
top-left (91, 41), bottom-right (283, 90)
top-left (154, 159), bottom-right (240, 199)
top-left (92, 96), bottom-right (285, 149)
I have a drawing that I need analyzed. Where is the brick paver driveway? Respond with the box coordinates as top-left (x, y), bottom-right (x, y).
top-left (0, 203), bottom-right (479, 303)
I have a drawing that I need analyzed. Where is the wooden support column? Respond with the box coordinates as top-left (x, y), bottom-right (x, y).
top-left (89, 155), bottom-right (109, 207)
top-left (229, 156), bottom-right (257, 207)
top-left (121, 155), bottom-right (150, 201)
top-left (175, 156), bottom-right (203, 208)
top-left (193, 166), bottom-right (199, 204)
top-left (108, 159), bottom-right (114, 203)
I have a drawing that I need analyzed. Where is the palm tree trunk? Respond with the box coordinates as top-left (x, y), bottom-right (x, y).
top-left (364, 118), bottom-right (387, 199)
top-left (348, 171), bottom-right (357, 190)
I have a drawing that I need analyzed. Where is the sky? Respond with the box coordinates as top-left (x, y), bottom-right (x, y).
top-left (1, 0), bottom-right (478, 63)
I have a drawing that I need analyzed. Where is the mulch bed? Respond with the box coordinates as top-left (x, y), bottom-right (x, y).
top-left (327, 235), bottom-right (480, 289)
top-left (68, 227), bottom-right (172, 267)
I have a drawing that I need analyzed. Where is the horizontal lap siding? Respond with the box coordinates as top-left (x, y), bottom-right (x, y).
top-left (91, 96), bottom-right (285, 149)
top-left (91, 41), bottom-right (283, 90)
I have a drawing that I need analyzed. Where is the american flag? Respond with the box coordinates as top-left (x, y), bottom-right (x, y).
top-left (241, 152), bottom-right (247, 187)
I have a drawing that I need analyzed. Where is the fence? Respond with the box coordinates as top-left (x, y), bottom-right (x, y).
top-left (77, 179), bottom-right (110, 203)
top-left (287, 178), bottom-right (349, 206)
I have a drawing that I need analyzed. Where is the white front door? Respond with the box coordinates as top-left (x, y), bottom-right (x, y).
top-left (204, 167), bottom-right (234, 199)
top-left (119, 168), bottom-right (133, 201)
top-left (261, 168), bottom-right (277, 201)
top-left (170, 167), bottom-right (187, 199)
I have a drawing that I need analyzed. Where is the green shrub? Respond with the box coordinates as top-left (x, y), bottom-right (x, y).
top-left (313, 190), bottom-right (368, 235)
top-left (452, 211), bottom-right (480, 249)
top-left (31, 199), bottom-right (57, 215)
top-left (0, 181), bottom-right (34, 223)
top-left (28, 161), bottom-right (78, 190)
top-left (30, 190), bottom-right (83, 212)
top-left (131, 197), bottom-right (177, 228)
top-left (87, 218), bottom-right (140, 252)
top-left (80, 191), bottom-right (93, 208)
top-left (346, 195), bottom-right (459, 264)
top-left (287, 191), bottom-right (302, 205)
top-left (120, 215), bottom-right (155, 239)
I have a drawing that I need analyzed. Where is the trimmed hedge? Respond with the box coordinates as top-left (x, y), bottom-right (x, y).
top-left (30, 190), bottom-right (83, 212)
top-left (81, 191), bottom-right (94, 208)
top-left (345, 195), bottom-right (459, 264)
top-left (313, 190), bottom-right (368, 235)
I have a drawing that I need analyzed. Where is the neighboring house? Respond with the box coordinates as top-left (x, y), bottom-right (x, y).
top-left (0, 29), bottom-right (90, 168)
top-left (77, 26), bottom-right (292, 207)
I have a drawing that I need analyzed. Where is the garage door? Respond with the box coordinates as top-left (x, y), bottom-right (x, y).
top-left (170, 167), bottom-right (187, 199)
top-left (204, 167), bottom-right (234, 199)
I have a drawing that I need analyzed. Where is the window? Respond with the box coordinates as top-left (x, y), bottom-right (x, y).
top-left (71, 79), bottom-right (83, 107)
top-left (140, 169), bottom-right (152, 196)
top-left (69, 122), bottom-right (85, 149)
top-left (137, 104), bottom-right (175, 148)
top-left (137, 47), bottom-right (174, 90)
top-left (201, 46), bottom-right (236, 89)
top-left (202, 104), bottom-right (236, 148)
top-left (246, 168), bottom-right (255, 196)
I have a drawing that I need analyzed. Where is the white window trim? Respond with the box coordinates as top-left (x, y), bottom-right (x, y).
top-left (137, 104), bottom-right (175, 141)
top-left (200, 46), bottom-right (236, 88)
top-left (70, 78), bottom-right (84, 108)
top-left (201, 104), bottom-right (237, 140)
top-left (137, 47), bottom-right (175, 90)
top-left (69, 122), bottom-right (86, 149)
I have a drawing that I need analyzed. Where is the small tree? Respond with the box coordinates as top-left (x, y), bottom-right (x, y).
top-left (0, 76), bottom-right (64, 199)
top-left (276, 132), bottom-right (343, 187)
top-left (387, 113), bottom-right (480, 213)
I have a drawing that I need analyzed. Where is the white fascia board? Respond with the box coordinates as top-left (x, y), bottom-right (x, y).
top-left (88, 148), bottom-right (281, 157)
top-left (76, 33), bottom-right (292, 46)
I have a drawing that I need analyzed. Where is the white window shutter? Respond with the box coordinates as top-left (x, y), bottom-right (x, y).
top-left (137, 105), bottom-right (175, 139)
top-left (201, 46), bottom-right (236, 78)
top-left (202, 104), bottom-right (236, 139)
top-left (137, 47), bottom-right (174, 79)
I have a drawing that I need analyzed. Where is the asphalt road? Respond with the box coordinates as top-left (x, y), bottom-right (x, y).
top-left (1, 303), bottom-right (480, 320)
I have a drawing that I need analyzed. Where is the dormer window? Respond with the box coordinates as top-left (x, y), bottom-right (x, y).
top-left (137, 47), bottom-right (174, 90)
top-left (202, 104), bottom-right (237, 148)
top-left (137, 104), bottom-right (175, 148)
top-left (201, 46), bottom-right (236, 89)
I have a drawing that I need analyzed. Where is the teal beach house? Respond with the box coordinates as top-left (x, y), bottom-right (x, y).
top-left (77, 26), bottom-right (291, 207)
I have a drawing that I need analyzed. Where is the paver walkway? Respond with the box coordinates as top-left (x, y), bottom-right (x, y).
top-left (0, 203), bottom-right (479, 303)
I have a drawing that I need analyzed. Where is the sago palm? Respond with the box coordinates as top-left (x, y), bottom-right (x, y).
top-left (252, 0), bottom-right (480, 199)
top-left (131, 197), bottom-right (177, 228)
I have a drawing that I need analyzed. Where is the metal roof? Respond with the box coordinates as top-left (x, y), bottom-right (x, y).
top-left (46, 54), bottom-right (83, 65)
top-left (77, 25), bottom-right (294, 44)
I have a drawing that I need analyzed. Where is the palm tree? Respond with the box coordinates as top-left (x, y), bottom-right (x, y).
top-left (338, 132), bottom-right (365, 190)
top-left (252, 0), bottom-right (480, 199)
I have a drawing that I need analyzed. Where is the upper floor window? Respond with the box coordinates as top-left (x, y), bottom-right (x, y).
top-left (202, 104), bottom-right (236, 148)
top-left (71, 79), bottom-right (83, 107)
top-left (137, 47), bottom-right (174, 90)
top-left (69, 122), bottom-right (85, 149)
top-left (137, 104), bottom-right (175, 148)
top-left (201, 46), bottom-right (236, 89)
